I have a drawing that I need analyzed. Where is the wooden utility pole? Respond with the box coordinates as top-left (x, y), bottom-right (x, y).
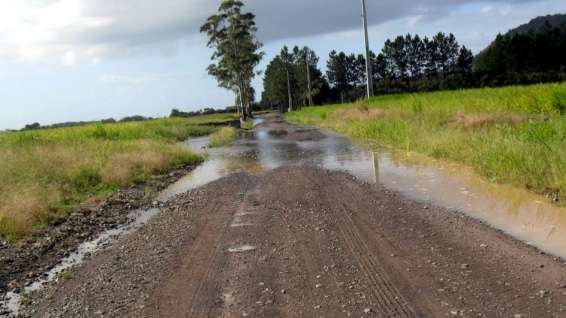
top-left (361, 0), bottom-right (374, 98)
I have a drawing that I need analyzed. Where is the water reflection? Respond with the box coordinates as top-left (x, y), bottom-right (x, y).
top-left (165, 118), bottom-right (566, 260)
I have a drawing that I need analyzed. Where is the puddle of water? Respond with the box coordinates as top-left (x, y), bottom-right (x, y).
top-left (376, 155), bottom-right (566, 258)
top-left (228, 245), bottom-right (257, 253)
top-left (163, 117), bottom-right (566, 260)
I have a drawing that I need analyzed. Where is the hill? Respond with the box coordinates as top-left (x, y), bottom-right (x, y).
top-left (473, 13), bottom-right (566, 77)
top-left (508, 13), bottom-right (566, 35)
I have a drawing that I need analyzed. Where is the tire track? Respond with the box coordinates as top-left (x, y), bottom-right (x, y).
top-left (335, 202), bottom-right (417, 317)
top-left (153, 192), bottom-right (242, 318)
top-left (302, 171), bottom-right (418, 316)
top-left (186, 197), bottom-right (245, 318)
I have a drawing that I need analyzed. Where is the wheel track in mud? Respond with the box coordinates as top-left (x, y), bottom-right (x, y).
top-left (154, 195), bottom-right (242, 318)
top-left (275, 171), bottom-right (417, 317)
top-left (185, 202), bottom-right (233, 318)
top-left (334, 201), bottom-right (417, 317)
top-left (301, 172), bottom-right (419, 317)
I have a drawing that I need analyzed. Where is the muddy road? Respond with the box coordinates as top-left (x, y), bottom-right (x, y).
top-left (14, 115), bottom-right (566, 317)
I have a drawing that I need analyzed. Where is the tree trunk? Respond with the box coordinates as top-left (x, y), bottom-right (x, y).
top-left (237, 83), bottom-right (247, 122)
top-left (243, 83), bottom-right (253, 119)
top-left (306, 58), bottom-right (313, 106)
top-left (285, 65), bottom-right (292, 113)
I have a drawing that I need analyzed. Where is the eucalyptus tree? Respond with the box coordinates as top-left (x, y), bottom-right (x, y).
top-left (200, 0), bottom-right (263, 120)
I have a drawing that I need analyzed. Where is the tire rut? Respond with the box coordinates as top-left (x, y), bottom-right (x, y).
top-left (335, 202), bottom-right (417, 317)
top-left (153, 195), bottom-right (243, 318)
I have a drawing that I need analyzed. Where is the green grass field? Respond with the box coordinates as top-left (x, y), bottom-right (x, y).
top-left (287, 83), bottom-right (566, 204)
top-left (0, 115), bottom-right (234, 241)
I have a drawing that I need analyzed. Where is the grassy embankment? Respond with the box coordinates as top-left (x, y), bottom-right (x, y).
top-left (0, 114), bottom-right (234, 241)
top-left (287, 83), bottom-right (566, 203)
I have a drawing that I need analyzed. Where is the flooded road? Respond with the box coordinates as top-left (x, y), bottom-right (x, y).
top-left (164, 117), bottom-right (566, 260)
top-left (19, 114), bottom-right (566, 318)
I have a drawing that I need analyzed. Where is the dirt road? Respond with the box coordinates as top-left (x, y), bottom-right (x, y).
top-left (21, 116), bottom-right (566, 317)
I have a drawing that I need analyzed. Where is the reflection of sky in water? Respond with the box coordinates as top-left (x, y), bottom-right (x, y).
top-left (164, 121), bottom-right (566, 260)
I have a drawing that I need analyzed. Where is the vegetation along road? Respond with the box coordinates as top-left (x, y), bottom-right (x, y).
top-left (10, 115), bottom-right (566, 318)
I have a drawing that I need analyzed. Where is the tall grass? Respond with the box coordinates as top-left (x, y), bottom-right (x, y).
top-left (208, 127), bottom-right (238, 148)
top-left (287, 83), bottom-right (566, 203)
top-left (180, 113), bottom-right (238, 125)
top-left (0, 118), bottom-right (216, 241)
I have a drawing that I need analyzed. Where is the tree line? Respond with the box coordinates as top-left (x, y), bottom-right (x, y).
top-left (261, 46), bottom-right (330, 112)
top-left (261, 22), bottom-right (566, 109)
top-left (474, 21), bottom-right (566, 86)
top-left (201, 2), bottom-right (565, 116)
top-left (261, 32), bottom-right (475, 108)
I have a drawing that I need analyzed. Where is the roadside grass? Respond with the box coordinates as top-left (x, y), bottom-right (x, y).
top-left (208, 127), bottom-right (238, 148)
top-left (183, 113), bottom-right (238, 125)
top-left (241, 120), bottom-right (254, 130)
top-left (0, 118), bottom-right (217, 241)
top-left (286, 82), bottom-right (566, 203)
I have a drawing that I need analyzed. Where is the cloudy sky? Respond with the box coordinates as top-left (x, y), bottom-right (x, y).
top-left (0, 0), bottom-right (564, 129)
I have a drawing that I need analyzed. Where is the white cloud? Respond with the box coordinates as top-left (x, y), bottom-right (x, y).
top-left (99, 74), bottom-right (155, 86)
top-left (481, 6), bottom-right (494, 13)
top-left (407, 15), bottom-right (424, 27)
top-left (0, 0), bottom-right (112, 62)
top-left (62, 51), bottom-right (78, 66)
top-left (0, 0), bottom-right (557, 65)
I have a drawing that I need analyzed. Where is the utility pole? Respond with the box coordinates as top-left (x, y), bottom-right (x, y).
top-left (361, 0), bottom-right (374, 99)
top-left (305, 50), bottom-right (313, 106)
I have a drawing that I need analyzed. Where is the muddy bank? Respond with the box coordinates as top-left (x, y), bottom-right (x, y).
top-left (0, 164), bottom-right (198, 296)
top-left (20, 166), bottom-right (566, 318)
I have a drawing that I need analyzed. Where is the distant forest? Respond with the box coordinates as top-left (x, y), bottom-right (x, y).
top-left (261, 14), bottom-right (566, 110)
top-left (19, 115), bottom-right (154, 132)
